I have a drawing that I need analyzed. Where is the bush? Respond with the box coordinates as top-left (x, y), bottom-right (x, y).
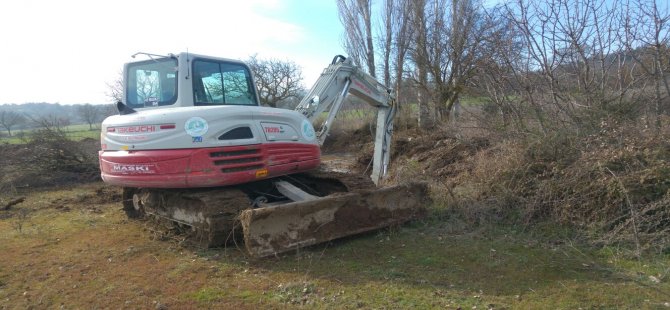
top-left (479, 120), bottom-right (670, 254)
top-left (379, 112), bottom-right (670, 255)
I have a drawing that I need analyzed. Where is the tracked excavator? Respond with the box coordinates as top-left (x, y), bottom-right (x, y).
top-left (99, 52), bottom-right (428, 257)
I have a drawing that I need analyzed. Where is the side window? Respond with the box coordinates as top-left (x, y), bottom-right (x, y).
top-left (193, 60), bottom-right (257, 106)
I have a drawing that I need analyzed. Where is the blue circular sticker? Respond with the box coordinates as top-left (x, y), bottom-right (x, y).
top-left (185, 117), bottom-right (208, 137)
top-left (301, 119), bottom-right (316, 141)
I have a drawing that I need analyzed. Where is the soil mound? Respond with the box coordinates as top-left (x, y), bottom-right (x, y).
top-left (0, 137), bottom-right (100, 191)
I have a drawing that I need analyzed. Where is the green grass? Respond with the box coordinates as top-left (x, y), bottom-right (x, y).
top-left (0, 124), bottom-right (100, 144)
top-left (190, 287), bottom-right (227, 302)
top-left (461, 96), bottom-right (492, 106)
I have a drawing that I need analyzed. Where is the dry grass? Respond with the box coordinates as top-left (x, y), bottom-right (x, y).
top-left (477, 121), bottom-right (670, 255)
top-left (376, 113), bottom-right (670, 257)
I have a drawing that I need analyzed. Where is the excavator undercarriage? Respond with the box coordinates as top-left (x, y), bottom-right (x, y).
top-left (122, 170), bottom-right (428, 257)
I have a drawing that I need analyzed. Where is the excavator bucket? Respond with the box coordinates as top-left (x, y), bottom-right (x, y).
top-left (239, 182), bottom-right (429, 257)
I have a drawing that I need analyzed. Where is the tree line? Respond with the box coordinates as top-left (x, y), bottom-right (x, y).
top-left (0, 103), bottom-right (116, 137)
top-left (337, 0), bottom-right (670, 131)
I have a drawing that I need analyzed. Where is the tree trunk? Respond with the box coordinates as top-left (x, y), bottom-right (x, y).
top-left (418, 89), bottom-right (433, 129)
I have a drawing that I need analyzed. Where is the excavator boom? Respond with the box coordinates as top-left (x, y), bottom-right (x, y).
top-left (295, 56), bottom-right (396, 184)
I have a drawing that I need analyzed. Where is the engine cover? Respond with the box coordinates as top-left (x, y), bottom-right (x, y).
top-left (99, 105), bottom-right (320, 188)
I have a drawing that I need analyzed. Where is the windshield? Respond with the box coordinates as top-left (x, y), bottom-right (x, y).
top-left (193, 59), bottom-right (257, 106)
top-left (125, 58), bottom-right (178, 108)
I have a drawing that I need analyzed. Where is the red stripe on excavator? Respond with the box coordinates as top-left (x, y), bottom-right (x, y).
top-left (99, 143), bottom-right (320, 188)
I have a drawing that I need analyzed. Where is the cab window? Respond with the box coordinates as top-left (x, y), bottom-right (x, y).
top-left (192, 60), bottom-right (257, 106)
top-left (126, 58), bottom-right (178, 108)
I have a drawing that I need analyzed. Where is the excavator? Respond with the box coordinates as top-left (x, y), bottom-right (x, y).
top-left (99, 52), bottom-right (428, 257)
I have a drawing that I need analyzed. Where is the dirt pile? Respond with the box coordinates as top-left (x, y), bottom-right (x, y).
top-left (0, 132), bottom-right (100, 191)
top-left (307, 117), bottom-right (491, 182)
top-left (392, 130), bottom-right (489, 180)
top-left (321, 125), bottom-right (374, 154)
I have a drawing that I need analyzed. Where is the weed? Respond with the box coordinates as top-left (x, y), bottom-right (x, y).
top-left (11, 208), bottom-right (30, 233)
top-left (274, 281), bottom-right (317, 305)
top-left (190, 287), bottom-right (225, 303)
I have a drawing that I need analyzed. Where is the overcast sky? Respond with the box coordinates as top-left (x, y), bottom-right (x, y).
top-left (0, 0), bottom-right (344, 105)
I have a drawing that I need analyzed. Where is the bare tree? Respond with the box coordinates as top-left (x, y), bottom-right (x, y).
top-left (247, 55), bottom-right (304, 108)
top-left (336, 0), bottom-right (669, 133)
top-left (0, 111), bottom-right (26, 137)
top-left (380, 0), bottom-right (394, 87)
top-left (409, 0), bottom-right (433, 129)
top-left (487, 0), bottom-right (669, 132)
top-left (29, 115), bottom-right (71, 130)
top-left (76, 104), bottom-right (101, 130)
top-left (622, 0), bottom-right (670, 127)
top-left (470, 6), bottom-right (529, 131)
top-left (106, 70), bottom-right (124, 103)
top-left (338, 0), bottom-right (376, 77)
top-left (379, 0), bottom-right (413, 100)
top-left (407, 0), bottom-right (503, 125)
top-left (101, 103), bottom-right (119, 118)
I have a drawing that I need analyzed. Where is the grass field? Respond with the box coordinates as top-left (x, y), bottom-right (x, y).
top-left (1, 184), bottom-right (668, 309)
top-left (0, 124), bottom-right (100, 144)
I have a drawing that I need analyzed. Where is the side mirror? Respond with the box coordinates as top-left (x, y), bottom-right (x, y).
top-left (117, 101), bottom-right (137, 115)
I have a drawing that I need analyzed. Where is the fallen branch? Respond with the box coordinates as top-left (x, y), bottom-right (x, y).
top-left (2, 197), bottom-right (25, 210)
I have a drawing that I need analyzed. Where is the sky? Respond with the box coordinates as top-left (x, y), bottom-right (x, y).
top-left (0, 0), bottom-right (345, 105)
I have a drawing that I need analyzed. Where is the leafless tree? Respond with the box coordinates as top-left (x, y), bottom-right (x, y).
top-left (487, 0), bottom-right (670, 132)
top-left (336, 0), bottom-right (669, 133)
top-left (470, 7), bottom-right (529, 131)
top-left (28, 115), bottom-right (71, 130)
top-left (247, 55), bottom-right (304, 108)
top-left (408, 0), bottom-right (433, 129)
top-left (621, 0), bottom-right (670, 127)
top-left (0, 111), bottom-right (26, 137)
top-left (407, 0), bottom-right (504, 126)
top-left (379, 0), bottom-right (394, 87)
top-left (76, 104), bottom-right (101, 130)
top-left (101, 103), bottom-right (118, 118)
top-left (106, 70), bottom-right (124, 103)
top-left (338, 0), bottom-right (376, 77)
top-left (379, 0), bottom-right (414, 114)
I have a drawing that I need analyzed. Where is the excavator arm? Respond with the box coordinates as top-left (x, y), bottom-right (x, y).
top-left (295, 55), bottom-right (396, 184)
